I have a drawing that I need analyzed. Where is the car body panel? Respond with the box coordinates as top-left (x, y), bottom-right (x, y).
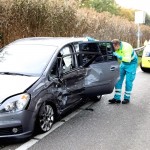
top-left (84, 61), bottom-right (119, 95)
top-left (0, 110), bottom-right (34, 140)
top-left (141, 44), bottom-right (150, 68)
top-left (141, 57), bottom-right (150, 68)
top-left (0, 75), bottom-right (39, 103)
top-left (60, 68), bottom-right (86, 106)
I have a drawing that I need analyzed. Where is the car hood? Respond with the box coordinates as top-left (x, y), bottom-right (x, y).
top-left (0, 75), bottom-right (39, 103)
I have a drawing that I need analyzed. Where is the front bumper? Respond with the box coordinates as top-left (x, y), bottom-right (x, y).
top-left (0, 110), bottom-right (35, 139)
top-left (0, 131), bottom-right (32, 142)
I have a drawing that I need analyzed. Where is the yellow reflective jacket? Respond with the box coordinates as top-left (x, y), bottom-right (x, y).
top-left (116, 42), bottom-right (133, 63)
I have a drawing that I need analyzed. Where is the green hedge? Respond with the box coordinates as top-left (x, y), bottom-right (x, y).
top-left (0, 0), bottom-right (150, 47)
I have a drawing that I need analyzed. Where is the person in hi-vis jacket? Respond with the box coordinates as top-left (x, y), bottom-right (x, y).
top-left (109, 39), bottom-right (138, 104)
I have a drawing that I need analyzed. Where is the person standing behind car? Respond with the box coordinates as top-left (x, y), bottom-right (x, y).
top-left (109, 39), bottom-right (138, 104)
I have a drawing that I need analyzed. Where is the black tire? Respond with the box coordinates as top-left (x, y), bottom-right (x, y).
top-left (37, 103), bottom-right (55, 133)
top-left (90, 95), bottom-right (102, 102)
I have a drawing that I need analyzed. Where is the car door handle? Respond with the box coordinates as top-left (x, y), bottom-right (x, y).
top-left (110, 67), bottom-right (116, 71)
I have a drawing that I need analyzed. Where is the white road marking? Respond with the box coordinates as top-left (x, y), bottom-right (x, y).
top-left (15, 139), bottom-right (38, 150)
top-left (16, 101), bottom-right (94, 150)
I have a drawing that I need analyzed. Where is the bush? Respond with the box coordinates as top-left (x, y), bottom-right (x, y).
top-left (0, 0), bottom-right (150, 47)
top-left (77, 8), bottom-right (150, 47)
top-left (0, 0), bottom-right (80, 45)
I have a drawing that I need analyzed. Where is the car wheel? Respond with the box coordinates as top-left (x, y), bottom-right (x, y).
top-left (140, 62), bottom-right (148, 72)
top-left (37, 103), bottom-right (55, 133)
top-left (90, 95), bottom-right (102, 102)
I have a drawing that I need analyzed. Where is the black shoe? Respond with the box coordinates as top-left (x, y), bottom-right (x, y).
top-left (122, 99), bottom-right (130, 104)
top-left (109, 98), bottom-right (121, 104)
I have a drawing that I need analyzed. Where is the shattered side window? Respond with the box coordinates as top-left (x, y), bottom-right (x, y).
top-left (61, 47), bottom-right (72, 68)
top-left (99, 42), bottom-right (115, 61)
top-left (60, 46), bottom-right (75, 73)
top-left (106, 43), bottom-right (115, 61)
top-left (79, 43), bottom-right (103, 65)
top-left (74, 43), bottom-right (79, 52)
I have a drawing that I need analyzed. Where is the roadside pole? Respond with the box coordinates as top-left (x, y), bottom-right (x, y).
top-left (137, 23), bottom-right (140, 48)
top-left (135, 11), bottom-right (145, 48)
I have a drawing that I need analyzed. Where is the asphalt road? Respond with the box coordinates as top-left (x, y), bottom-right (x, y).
top-left (1, 69), bottom-right (150, 150)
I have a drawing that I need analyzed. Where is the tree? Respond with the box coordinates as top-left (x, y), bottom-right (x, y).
top-left (119, 8), bottom-right (135, 21)
top-left (80, 0), bottom-right (120, 15)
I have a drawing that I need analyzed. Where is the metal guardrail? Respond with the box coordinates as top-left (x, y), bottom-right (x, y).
top-left (134, 46), bottom-right (145, 57)
top-left (134, 46), bottom-right (145, 52)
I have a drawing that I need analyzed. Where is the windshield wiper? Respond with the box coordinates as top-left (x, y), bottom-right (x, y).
top-left (0, 72), bottom-right (31, 76)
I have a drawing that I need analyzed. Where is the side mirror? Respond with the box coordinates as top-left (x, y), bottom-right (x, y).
top-left (48, 76), bottom-right (63, 84)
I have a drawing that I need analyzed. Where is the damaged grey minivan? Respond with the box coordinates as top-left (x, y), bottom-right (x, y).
top-left (0, 37), bottom-right (119, 139)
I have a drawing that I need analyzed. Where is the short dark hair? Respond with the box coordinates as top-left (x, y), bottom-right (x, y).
top-left (112, 39), bottom-right (121, 45)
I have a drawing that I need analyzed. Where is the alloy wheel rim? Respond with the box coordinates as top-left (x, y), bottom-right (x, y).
top-left (39, 104), bottom-right (54, 132)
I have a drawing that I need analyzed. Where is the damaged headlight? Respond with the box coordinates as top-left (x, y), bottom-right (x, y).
top-left (0, 93), bottom-right (30, 113)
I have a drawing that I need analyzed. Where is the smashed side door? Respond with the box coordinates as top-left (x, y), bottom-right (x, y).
top-left (78, 41), bottom-right (119, 96)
